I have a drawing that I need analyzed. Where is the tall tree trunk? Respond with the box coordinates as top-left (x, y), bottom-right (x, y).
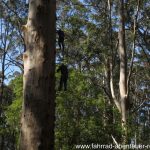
top-left (0, 52), bottom-right (6, 105)
top-left (0, 42), bottom-right (7, 150)
top-left (118, 0), bottom-right (127, 137)
top-left (19, 0), bottom-right (56, 150)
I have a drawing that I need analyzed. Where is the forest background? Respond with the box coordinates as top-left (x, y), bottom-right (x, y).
top-left (0, 0), bottom-right (150, 149)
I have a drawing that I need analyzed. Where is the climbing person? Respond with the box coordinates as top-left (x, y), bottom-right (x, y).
top-left (57, 29), bottom-right (65, 55)
top-left (57, 63), bottom-right (68, 91)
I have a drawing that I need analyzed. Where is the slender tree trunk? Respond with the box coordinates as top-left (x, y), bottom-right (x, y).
top-left (19, 0), bottom-right (56, 150)
top-left (0, 52), bottom-right (6, 105)
top-left (118, 0), bottom-right (128, 137)
top-left (0, 49), bottom-right (6, 150)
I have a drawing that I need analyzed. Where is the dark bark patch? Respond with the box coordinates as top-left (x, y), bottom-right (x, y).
top-left (37, 5), bottom-right (46, 15)
top-left (23, 53), bottom-right (28, 61)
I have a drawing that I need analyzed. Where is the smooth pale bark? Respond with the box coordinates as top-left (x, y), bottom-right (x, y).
top-left (118, 0), bottom-right (127, 128)
top-left (19, 0), bottom-right (56, 150)
top-left (107, 0), bottom-right (121, 112)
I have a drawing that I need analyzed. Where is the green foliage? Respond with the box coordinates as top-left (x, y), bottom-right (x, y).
top-left (5, 97), bottom-right (22, 131)
top-left (55, 70), bottom-right (122, 149)
top-left (4, 75), bottom-right (23, 148)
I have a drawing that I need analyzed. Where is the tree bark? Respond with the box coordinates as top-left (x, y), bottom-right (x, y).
top-left (118, 0), bottom-right (127, 131)
top-left (19, 0), bottom-right (56, 150)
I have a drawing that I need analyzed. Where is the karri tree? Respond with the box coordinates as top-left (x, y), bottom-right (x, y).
top-left (19, 0), bottom-right (56, 150)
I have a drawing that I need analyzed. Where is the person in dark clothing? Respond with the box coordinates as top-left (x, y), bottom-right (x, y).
top-left (57, 29), bottom-right (65, 54)
top-left (57, 63), bottom-right (68, 91)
